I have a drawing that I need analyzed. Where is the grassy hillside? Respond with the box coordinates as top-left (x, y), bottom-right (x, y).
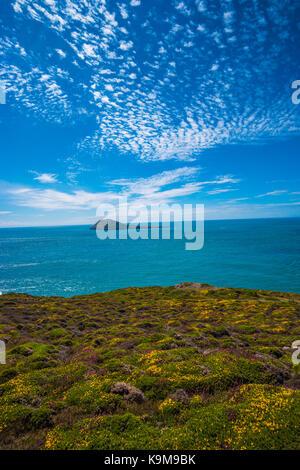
top-left (0, 283), bottom-right (299, 450)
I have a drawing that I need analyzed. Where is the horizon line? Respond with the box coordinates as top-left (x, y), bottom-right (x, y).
top-left (0, 215), bottom-right (299, 229)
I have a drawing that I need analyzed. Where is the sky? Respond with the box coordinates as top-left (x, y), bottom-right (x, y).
top-left (0, 0), bottom-right (299, 227)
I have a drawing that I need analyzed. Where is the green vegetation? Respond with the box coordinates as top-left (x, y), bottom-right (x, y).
top-left (0, 282), bottom-right (299, 449)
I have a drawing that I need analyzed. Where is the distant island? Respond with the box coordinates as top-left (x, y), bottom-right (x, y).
top-left (90, 219), bottom-right (141, 230)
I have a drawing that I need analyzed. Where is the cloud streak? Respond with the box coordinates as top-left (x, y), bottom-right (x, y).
top-left (255, 190), bottom-right (288, 198)
top-left (30, 172), bottom-right (59, 184)
top-left (1, 167), bottom-right (240, 211)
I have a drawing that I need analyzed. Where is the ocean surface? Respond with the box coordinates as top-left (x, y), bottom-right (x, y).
top-left (0, 218), bottom-right (299, 296)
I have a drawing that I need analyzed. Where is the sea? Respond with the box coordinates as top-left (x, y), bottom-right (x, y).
top-left (0, 218), bottom-right (299, 297)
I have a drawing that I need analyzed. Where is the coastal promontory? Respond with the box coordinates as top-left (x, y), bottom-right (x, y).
top-left (0, 284), bottom-right (299, 449)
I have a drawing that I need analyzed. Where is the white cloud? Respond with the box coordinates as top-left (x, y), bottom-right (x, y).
top-left (82, 43), bottom-right (98, 58)
top-left (255, 190), bottom-right (288, 198)
top-left (31, 172), bottom-right (58, 184)
top-left (226, 197), bottom-right (248, 203)
top-left (108, 167), bottom-right (201, 196)
top-left (205, 201), bottom-right (300, 220)
top-left (4, 0), bottom-right (300, 164)
top-left (7, 187), bottom-right (119, 210)
top-left (55, 49), bottom-right (66, 58)
top-left (2, 167), bottom-right (240, 212)
top-left (207, 188), bottom-right (236, 195)
top-left (119, 5), bottom-right (128, 19)
top-left (119, 40), bottom-right (133, 51)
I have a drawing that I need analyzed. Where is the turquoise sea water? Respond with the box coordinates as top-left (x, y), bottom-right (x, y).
top-left (0, 218), bottom-right (299, 296)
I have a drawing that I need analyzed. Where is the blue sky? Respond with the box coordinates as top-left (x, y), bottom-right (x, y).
top-left (0, 0), bottom-right (299, 227)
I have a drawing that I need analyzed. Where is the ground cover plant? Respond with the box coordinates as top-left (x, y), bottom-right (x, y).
top-left (0, 282), bottom-right (299, 450)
